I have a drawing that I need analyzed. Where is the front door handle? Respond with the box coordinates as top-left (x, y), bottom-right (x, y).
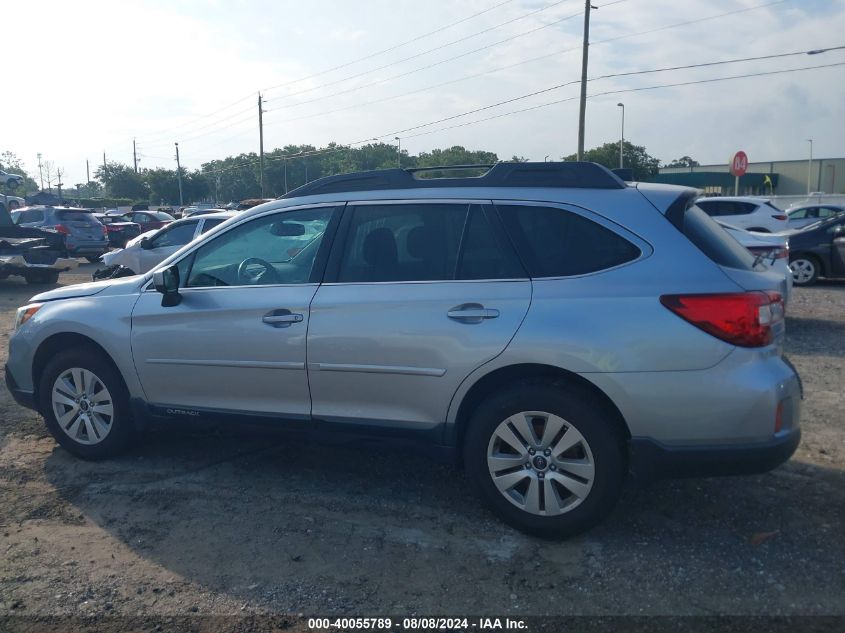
top-left (447, 303), bottom-right (500, 324)
top-left (262, 309), bottom-right (304, 328)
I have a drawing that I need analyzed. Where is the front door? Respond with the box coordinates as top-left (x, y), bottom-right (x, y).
top-left (130, 204), bottom-right (339, 418)
top-left (137, 218), bottom-right (200, 273)
top-left (307, 201), bottom-right (531, 432)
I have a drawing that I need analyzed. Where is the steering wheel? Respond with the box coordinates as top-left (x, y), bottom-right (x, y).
top-left (236, 257), bottom-right (278, 284)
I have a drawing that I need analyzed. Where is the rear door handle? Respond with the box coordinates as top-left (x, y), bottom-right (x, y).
top-left (447, 303), bottom-right (500, 324)
top-left (262, 309), bottom-right (303, 328)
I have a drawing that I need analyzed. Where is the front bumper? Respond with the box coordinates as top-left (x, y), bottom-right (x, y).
top-left (5, 364), bottom-right (36, 410)
top-left (629, 427), bottom-right (801, 480)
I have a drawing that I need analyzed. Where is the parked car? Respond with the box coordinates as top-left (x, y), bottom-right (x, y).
top-left (99, 212), bottom-right (233, 274)
top-left (696, 196), bottom-right (788, 233)
top-left (718, 222), bottom-right (792, 304)
top-left (94, 213), bottom-right (142, 249)
top-left (5, 163), bottom-right (799, 538)
top-left (786, 204), bottom-right (845, 230)
top-left (110, 209), bottom-right (175, 233)
top-left (783, 211), bottom-right (845, 286)
top-left (12, 206), bottom-right (109, 262)
top-left (1, 195), bottom-right (26, 211)
top-left (0, 170), bottom-right (24, 188)
top-left (0, 203), bottom-right (77, 284)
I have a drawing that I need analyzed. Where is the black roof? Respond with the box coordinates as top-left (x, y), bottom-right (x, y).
top-left (281, 162), bottom-right (626, 199)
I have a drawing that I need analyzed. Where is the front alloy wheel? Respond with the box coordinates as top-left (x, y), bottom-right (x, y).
top-left (790, 257), bottom-right (818, 286)
top-left (51, 368), bottom-right (114, 445)
top-left (487, 411), bottom-right (595, 516)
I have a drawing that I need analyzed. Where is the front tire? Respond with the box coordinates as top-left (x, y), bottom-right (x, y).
top-left (464, 381), bottom-right (626, 538)
top-left (39, 349), bottom-right (133, 460)
top-left (790, 256), bottom-right (820, 286)
top-left (24, 270), bottom-right (60, 285)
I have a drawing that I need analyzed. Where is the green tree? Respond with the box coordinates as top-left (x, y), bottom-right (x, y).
top-left (95, 161), bottom-right (149, 201)
top-left (563, 141), bottom-right (660, 181)
top-left (666, 156), bottom-right (700, 168)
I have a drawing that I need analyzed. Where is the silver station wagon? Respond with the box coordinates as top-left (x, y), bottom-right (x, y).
top-left (5, 163), bottom-right (801, 536)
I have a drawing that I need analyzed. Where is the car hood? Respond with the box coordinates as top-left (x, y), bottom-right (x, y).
top-left (29, 274), bottom-right (145, 303)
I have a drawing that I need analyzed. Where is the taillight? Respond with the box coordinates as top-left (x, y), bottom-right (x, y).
top-left (54, 224), bottom-right (71, 235)
top-left (660, 291), bottom-right (784, 347)
top-left (102, 224), bottom-right (109, 236)
top-left (747, 245), bottom-right (789, 261)
top-left (772, 214), bottom-right (787, 221)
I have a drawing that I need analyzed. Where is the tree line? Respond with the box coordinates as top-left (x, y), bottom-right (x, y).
top-left (3, 143), bottom-right (699, 205)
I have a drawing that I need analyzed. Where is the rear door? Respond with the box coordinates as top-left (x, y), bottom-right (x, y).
top-left (307, 200), bottom-right (531, 433)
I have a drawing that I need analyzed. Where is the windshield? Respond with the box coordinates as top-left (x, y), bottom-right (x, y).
top-left (154, 211), bottom-right (175, 221)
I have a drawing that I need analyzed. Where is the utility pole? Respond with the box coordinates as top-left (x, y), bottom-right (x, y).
top-left (133, 138), bottom-right (138, 173)
top-left (37, 153), bottom-right (44, 191)
top-left (175, 142), bottom-right (184, 206)
top-left (617, 103), bottom-right (625, 169)
top-left (806, 139), bottom-right (814, 194)
top-left (103, 152), bottom-right (107, 174)
top-left (86, 160), bottom-right (90, 184)
top-left (284, 157), bottom-right (288, 195)
top-left (577, 0), bottom-right (593, 161)
top-left (56, 168), bottom-right (64, 202)
top-left (258, 93), bottom-right (266, 198)
top-left (395, 136), bottom-right (401, 168)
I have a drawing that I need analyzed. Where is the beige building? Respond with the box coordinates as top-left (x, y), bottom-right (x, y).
top-left (653, 157), bottom-right (845, 196)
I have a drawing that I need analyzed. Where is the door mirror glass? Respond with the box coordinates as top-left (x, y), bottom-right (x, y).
top-left (152, 265), bottom-right (181, 306)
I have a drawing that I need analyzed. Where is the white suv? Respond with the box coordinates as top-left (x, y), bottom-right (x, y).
top-left (696, 196), bottom-right (788, 233)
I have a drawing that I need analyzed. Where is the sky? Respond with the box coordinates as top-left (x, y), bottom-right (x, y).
top-left (4, 0), bottom-right (845, 185)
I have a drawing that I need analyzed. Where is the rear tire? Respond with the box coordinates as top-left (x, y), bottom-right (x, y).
top-left (790, 255), bottom-right (820, 286)
top-left (39, 348), bottom-right (133, 460)
top-left (463, 381), bottom-right (626, 538)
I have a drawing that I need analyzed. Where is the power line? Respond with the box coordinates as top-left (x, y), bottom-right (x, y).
top-left (260, 0), bottom-right (517, 93)
top-left (401, 60), bottom-right (845, 141)
top-left (263, 0), bottom-right (585, 103)
top-left (202, 59), bottom-right (843, 177)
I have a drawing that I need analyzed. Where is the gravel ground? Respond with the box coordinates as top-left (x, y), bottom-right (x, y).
top-left (0, 263), bottom-right (843, 618)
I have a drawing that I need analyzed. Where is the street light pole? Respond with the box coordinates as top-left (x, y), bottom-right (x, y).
top-left (394, 136), bottom-right (401, 168)
top-left (617, 103), bottom-right (625, 169)
top-left (175, 142), bottom-right (184, 206)
top-left (806, 139), bottom-right (813, 194)
top-left (258, 93), bottom-right (266, 198)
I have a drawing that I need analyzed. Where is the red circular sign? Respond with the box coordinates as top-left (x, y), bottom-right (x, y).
top-left (730, 151), bottom-right (748, 177)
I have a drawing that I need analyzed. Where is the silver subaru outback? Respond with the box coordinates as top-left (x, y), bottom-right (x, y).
top-left (5, 163), bottom-right (801, 537)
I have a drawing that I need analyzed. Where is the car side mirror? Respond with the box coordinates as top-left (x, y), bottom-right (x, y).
top-left (139, 237), bottom-right (153, 250)
top-left (152, 265), bottom-right (181, 307)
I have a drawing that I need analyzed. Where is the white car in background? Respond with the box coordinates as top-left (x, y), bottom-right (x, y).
top-left (696, 196), bottom-right (789, 233)
top-left (1, 195), bottom-right (25, 210)
top-left (101, 212), bottom-right (233, 274)
top-left (718, 221), bottom-right (792, 304)
top-left (0, 170), bottom-right (24, 188)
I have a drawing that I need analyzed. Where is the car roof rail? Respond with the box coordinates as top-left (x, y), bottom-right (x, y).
top-left (280, 161), bottom-right (625, 198)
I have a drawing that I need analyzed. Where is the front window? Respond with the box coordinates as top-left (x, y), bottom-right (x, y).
top-left (150, 221), bottom-right (198, 249)
top-left (183, 206), bottom-right (335, 287)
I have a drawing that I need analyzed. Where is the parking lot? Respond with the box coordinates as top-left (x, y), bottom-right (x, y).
top-left (0, 263), bottom-right (843, 617)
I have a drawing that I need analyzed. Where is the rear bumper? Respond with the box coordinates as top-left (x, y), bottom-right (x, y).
top-left (5, 364), bottom-right (36, 410)
top-left (68, 245), bottom-right (109, 256)
top-left (629, 428), bottom-right (801, 480)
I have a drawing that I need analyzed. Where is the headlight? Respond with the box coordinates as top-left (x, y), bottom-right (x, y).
top-left (14, 304), bottom-right (42, 330)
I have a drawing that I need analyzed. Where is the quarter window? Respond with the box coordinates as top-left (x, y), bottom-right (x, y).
top-left (497, 204), bottom-right (641, 277)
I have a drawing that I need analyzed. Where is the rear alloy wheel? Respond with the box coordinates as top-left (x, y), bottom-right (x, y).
top-left (790, 257), bottom-right (819, 286)
top-left (40, 349), bottom-right (132, 459)
top-left (464, 382), bottom-right (625, 537)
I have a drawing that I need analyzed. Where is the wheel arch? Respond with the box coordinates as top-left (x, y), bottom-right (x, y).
top-left (790, 251), bottom-right (826, 275)
top-left (32, 332), bottom-right (126, 413)
top-left (448, 363), bottom-right (631, 460)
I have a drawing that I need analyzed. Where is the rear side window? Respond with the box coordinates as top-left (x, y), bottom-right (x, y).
top-left (200, 218), bottom-right (226, 233)
top-left (680, 204), bottom-right (755, 270)
top-left (15, 210), bottom-right (44, 223)
top-left (496, 204), bottom-right (640, 277)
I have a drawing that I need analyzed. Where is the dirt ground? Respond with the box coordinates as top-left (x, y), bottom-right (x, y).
top-left (0, 263), bottom-right (843, 618)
